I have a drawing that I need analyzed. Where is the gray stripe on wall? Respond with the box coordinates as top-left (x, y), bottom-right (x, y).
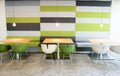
top-left (7, 23), bottom-right (40, 31)
top-left (76, 1), bottom-right (111, 6)
top-left (7, 31), bottom-right (40, 36)
top-left (41, 17), bottom-right (75, 23)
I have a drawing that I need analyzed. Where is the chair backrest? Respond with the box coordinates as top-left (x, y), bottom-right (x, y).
top-left (92, 43), bottom-right (109, 54)
top-left (59, 44), bottom-right (76, 55)
top-left (110, 45), bottom-right (120, 54)
top-left (0, 44), bottom-right (11, 53)
top-left (41, 44), bottom-right (57, 54)
top-left (11, 43), bottom-right (28, 53)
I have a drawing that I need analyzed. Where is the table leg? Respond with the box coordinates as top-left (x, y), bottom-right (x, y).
top-left (16, 53), bottom-right (19, 59)
top-left (15, 43), bottom-right (20, 60)
top-left (57, 43), bottom-right (60, 59)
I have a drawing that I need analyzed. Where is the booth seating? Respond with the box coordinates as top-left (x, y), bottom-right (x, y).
top-left (76, 41), bottom-right (92, 53)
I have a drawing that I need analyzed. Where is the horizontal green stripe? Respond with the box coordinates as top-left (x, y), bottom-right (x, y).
top-left (7, 17), bottom-right (40, 23)
top-left (76, 23), bottom-right (110, 32)
top-left (76, 12), bottom-right (110, 18)
top-left (41, 31), bottom-right (75, 36)
top-left (7, 36), bottom-right (40, 41)
top-left (40, 6), bottom-right (76, 12)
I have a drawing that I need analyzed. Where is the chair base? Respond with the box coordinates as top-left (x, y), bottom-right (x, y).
top-left (91, 52), bottom-right (114, 60)
top-left (62, 54), bottom-right (72, 63)
top-left (43, 54), bottom-right (54, 64)
top-left (0, 53), bottom-right (10, 63)
top-left (10, 53), bottom-right (23, 65)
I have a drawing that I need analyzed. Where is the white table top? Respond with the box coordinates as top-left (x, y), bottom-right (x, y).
top-left (88, 39), bottom-right (120, 45)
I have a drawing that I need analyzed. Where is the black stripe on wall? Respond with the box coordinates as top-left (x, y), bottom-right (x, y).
top-left (41, 17), bottom-right (75, 23)
top-left (7, 23), bottom-right (40, 31)
top-left (76, 1), bottom-right (111, 6)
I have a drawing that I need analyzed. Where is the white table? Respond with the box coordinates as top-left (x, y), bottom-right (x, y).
top-left (43, 38), bottom-right (74, 59)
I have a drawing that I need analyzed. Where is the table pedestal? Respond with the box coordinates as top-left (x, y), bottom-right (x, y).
top-left (57, 43), bottom-right (60, 59)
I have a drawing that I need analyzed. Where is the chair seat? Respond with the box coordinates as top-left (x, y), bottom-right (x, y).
top-left (10, 43), bottom-right (29, 64)
top-left (92, 44), bottom-right (109, 54)
top-left (40, 44), bottom-right (57, 64)
top-left (91, 43), bottom-right (109, 59)
top-left (59, 44), bottom-right (76, 60)
top-left (0, 44), bottom-right (11, 53)
top-left (11, 44), bottom-right (28, 53)
top-left (0, 44), bottom-right (11, 63)
top-left (41, 44), bottom-right (57, 54)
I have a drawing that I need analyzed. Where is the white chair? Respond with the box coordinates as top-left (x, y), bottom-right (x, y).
top-left (41, 44), bottom-right (57, 63)
top-left (91, 43), bottom-right (109, 59)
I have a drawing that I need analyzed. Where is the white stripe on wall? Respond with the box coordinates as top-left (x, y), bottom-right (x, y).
top-left (58, 1), bottom-right (75, 6)
top-left (0, 0), bottom-right (7, 40)
top-left (14, 6), bottom-right (40, 17)
top-left (76, 32), bottom-right (109, 41)
top-left (5, 6), bottom-right (13, 17)
top-left (58, 12), bottom-right (75, 17)
top-left (40, 12), bottom-right (75, 17)
top-left (6, 1), bottom-right (40, 17)
top-left (76, 18), bottom-right (110, 24)
top-left (40, 12), bottom-right (57, 17)
top-left (40, 1), bottom-right (75, 6)
top-left (7, 31), bottom-right (40, 36)
top-left (41, 23), bottom-right (75, 31)
top-left (40, 1), bottom-right (57, 6)
top-left (76, 6), bottom-right (111, 12)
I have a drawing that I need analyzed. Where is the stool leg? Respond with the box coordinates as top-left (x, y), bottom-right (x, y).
top-left (91, 51), bottom-right (94, 59)
top-left (42, 54), bottom-right (46, 64)
top-left (70, 54), bottom-right (72, 63)
top-left (19, 53), bottom-right (22, 65)
top-left (63, 54), bottom-right (64, 60)
top-left (51, 54), bottom-right (54, 64)
top-left (10, 53), bottom-right (16, 64)
top-left (16, 53), bottom-right (19, 60)
top-left (100, 54), bottom-right (103, 59)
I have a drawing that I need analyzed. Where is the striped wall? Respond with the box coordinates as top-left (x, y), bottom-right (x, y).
top-left (40, 0), bottom-right (76, 38)
top-left (0, 0), bottom-right (7, 40)
top-left (5, 0), bottom-right (111, 41)
top-left (76, 0), bottom-right (111, 41)
top-left (5, 1), bottom-right (40, 37)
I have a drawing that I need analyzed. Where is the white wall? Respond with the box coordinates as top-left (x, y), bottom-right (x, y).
top-left (0, 0), bottom-right (7, 40)
top-left (110, 0), bottom-right (120, 41)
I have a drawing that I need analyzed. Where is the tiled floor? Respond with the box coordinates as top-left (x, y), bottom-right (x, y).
top-left (0, 53), bottom-right (120, 76)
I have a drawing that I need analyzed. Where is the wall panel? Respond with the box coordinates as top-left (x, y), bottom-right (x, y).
top-left (6, 0), bottom-right (40, 36)
top-left (5, 0), bottom-right (111, 41)
top-left (40, 0), bottom-right (76, 37)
